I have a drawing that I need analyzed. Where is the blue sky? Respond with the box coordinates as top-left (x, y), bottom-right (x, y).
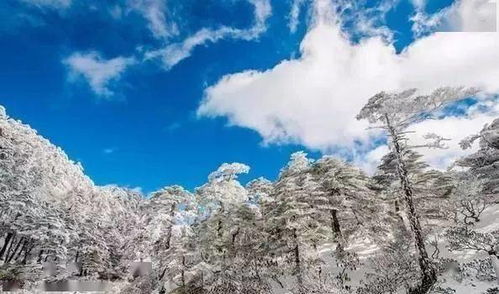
top-left (1, 0), bottom-right (498, 193)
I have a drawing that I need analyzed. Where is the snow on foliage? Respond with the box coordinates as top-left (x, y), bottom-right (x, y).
top-left (1, 99), bottom-right (499, 293)
top-left (458, 118), bottom-right (499, 194)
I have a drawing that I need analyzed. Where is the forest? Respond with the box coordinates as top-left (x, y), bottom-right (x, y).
top-left (1, 87), bottom-right (498, 293)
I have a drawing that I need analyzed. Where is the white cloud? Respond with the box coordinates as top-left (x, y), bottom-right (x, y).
top-left (145, 0), bottom-right (271, 70)
top-left (19, 0), bottom-right (72, 9)
top-left (411, 11), bottom-right (443, 37)
top-left (198, 0), bottom-right (499, 171)
top-left (199, 22), bottom-right (391, 150)
top-left (411, 0), bottom-right (497, 36)
top-left (127, 0), bottom-right (178, 39)
top-left (406, 107), bottom-right (498, 170)
top-left (289, 0), bottom-right (306, 33)
top-left (443, 0), bottom-right (497, 32)
top-left (353, 144), bottom-right (389, 175)
top-left (64, 52), bottom-right (135, 97)
top-left (338, 0), bottom-right (397, 41)
top-left (410, 0), bottom-right (426, 10)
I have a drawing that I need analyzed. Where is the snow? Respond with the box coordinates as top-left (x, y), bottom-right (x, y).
top-left (1, 98), bottom-right (499, 293)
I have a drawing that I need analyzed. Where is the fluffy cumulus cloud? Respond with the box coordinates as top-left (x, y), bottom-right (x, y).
top-left (145, 0), bottom-right (271, 69)
top-left (198, 0), bottom-right (499, 171)
top-left (64, 52), bottom-right (135, 97)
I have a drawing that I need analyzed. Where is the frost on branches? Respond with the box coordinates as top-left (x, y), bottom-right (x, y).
top-left (356, 86), bottom-right (479, 293)
top-left (459, 118), bottom-right (499, 194)
top-left (2, 88), bottom-right (499, 294)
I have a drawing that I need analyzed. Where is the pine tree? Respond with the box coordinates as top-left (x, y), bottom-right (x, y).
top-left (195, 163), bottom-right (250, 290)
top-left (446, 227), bottom-right (499, 281)
top-left (459, 117), bottom-right (499, 194)
top-left (373, 149), bottom-right (454, 224)
top-left (143, 185), bottom-right (196, 290)
top-left (311, 156), bottom-right (374, 244)
top-left (357, 86), bottom-right (478, 293)
top-left (266, 152), bottom-right (332, 293)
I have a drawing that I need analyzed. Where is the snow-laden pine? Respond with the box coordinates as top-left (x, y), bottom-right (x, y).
top-left (1, 88), bottom-right (499, 294)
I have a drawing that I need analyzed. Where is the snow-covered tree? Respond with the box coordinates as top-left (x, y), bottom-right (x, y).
top-left (0, 105), bottom-right (95, 266)
top-left (246, 177), bottom-right (274, 207)
top-left (141, 185), bottom-right (197, 292)
top-left (373, 149), bottom-right (455, 225)
top-left (373, 149), bottom-right (428, 211)
top-left (446, 227), bottom-right (499, 281)
top-left (311, 156), bottom-right (375, 244)
top-left (449, 172), bottom-right (491, 225)
top-left (3, 99), bottom-right (499, 293)
top-left (356, 86), bottom-right (478, 293)
top-left (358, 229), bottom-right (419, 294)
top-left (265, 152), bottom-right (333, 293)
top-left (459, 118), bottom-right (499, 194)
top-left (147, 186), bottom-right (194, 255)
top-left (196, 160), bottom-right (249, 214)
top-left (195, 163), bottom-right (250, 289)
top-left (0, 105), bottom-right (149, 284)
top-left (97, 186), bottom-right (144, 279)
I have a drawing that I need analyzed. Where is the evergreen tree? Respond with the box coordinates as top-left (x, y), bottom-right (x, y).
top-left (267, 152), bottom-right (332, 293)
top-left (357, 86), bottom-right (478, 293)
top-left (195, 163), bottom-right (250, 290)
top-left (459, 118), bottom-right (499, 194)
top-left (312, 156), bottom-right (374, 244)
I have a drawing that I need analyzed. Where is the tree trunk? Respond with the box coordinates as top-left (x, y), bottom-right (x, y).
top-left (201, 271), bottom-right (205, 290)
top-left (272, 276), bottom-right (284, 288)
top-left (231, 228), bottom-right (240, 245)
top-left (0, 232), bottom-right (13, 260)
top-left (292, 229), bottom-right (303, 293)
top-left (165, 203), bottom-right (176, 250)
top-left (330, 209), bottom-right (342, 239)
top-left (230, 227), bottom-right (240, 259)
top-left (217, 204), bottom-right (226, 271)
top-left (159, 266), bottom-right (168, 281)
top-left (6, 237), bottom-right (24, 263)
top-left (37, 250), bottom-right (44, 264)
top-left (385, 115), bottom-right (436, 293)
top-left (181, 255), bottom-right (186, 287)
top-left (22, 242), bottom-right (34, 264)
top-left (4, 234), bottom-right (17, 262)
top-left (13, 238), bottom-right (27, 262)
